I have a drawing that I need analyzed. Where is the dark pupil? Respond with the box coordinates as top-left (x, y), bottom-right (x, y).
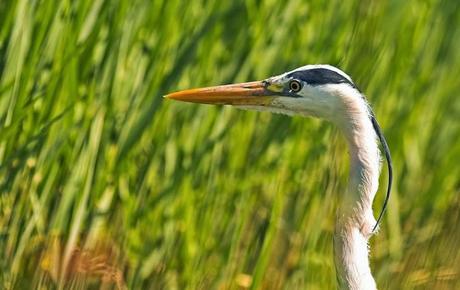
top-left (290, 80), bottom-right (300, 92)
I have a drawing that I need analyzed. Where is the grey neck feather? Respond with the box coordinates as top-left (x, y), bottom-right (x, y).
top-left (333, 95), bottom-right (380, 290)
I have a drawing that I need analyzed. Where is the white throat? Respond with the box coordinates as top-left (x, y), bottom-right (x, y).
top-left (332, 88), bottom-right (381, 290)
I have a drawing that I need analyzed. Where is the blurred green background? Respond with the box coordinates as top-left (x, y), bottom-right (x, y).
top-left (1, 0), bottom-right (459, 289)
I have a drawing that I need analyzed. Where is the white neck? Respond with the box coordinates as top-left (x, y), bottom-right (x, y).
top-left (237, 84), bottom-right (382, 289)
top-left (333, 92), bottom-right (380, 290)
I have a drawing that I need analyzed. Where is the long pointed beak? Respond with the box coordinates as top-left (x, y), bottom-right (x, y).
top-left (164, 81), bottom-right (274, 106)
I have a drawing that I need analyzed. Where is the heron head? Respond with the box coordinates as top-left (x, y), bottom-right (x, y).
top-left (165, 64), bottom-right (393, 232)
top-left (165, 65), bottom-right (362, 122)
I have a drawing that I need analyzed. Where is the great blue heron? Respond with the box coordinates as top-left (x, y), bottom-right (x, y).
top-left (165, 65), bottom-right (392, 290)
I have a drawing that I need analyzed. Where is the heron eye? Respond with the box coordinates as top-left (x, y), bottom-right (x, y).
top-left (289, 80), bottom-right (302, 93)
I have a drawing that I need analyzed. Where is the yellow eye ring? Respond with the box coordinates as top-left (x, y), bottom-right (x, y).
top-left (289, 79), bottom-right (302, 93)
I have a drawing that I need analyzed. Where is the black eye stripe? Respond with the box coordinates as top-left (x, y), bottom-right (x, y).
top-left (286, 68), bottom-right (357, 88)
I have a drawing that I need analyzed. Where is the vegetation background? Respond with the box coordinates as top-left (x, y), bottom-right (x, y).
top-left (1, 0), bottom-right (459, 289)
